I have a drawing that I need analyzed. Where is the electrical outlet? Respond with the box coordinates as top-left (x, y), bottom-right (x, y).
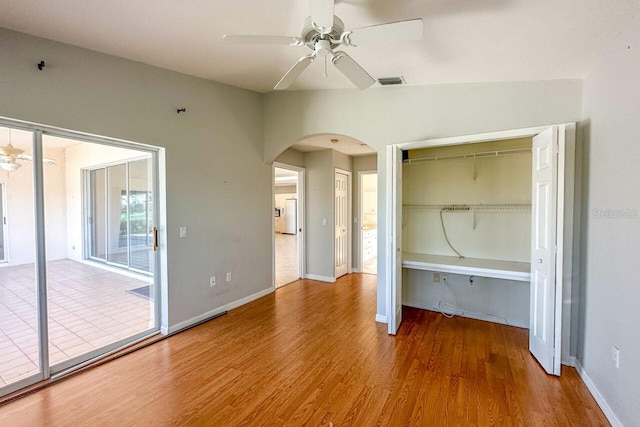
top-left (612, 345), bottom-right (620, 368)
top-left (210, 276), bottom-right (216, 287)
top-left (442, 274), bottom-right (448, 284)
top-left (179, 226), bottom-right (188, 238)
top-left (433, 273), bottom-right (440, 283)
top-left (226, 272), bottom-right (232, 282)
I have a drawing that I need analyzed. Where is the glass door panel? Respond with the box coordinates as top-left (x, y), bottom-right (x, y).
top-left (107, 164), bottom-right (128, 267)
top-left (0, 126), bottom-right (43, 396)
top-left (128, 159), bottom-right (153, 273)
top-left (89, 169), bottom-right (106, 260)
top-left (43, 134), bottom-right (157, 372)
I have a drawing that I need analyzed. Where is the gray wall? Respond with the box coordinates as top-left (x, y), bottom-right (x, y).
top-left (275, 147), bottom-right (304, 168)
top-left (579, 17), bottom-right (640, 425)
top-left (0, 28), bottom-right (271, 329)
top-left (263, 80), bottom-right (583, 318)
top-left (303, 150), bottom-right (334, 279)
top-left (275, 185), bottom-right (296, 195)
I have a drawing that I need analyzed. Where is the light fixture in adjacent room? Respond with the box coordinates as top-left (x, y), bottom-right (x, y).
top-left (0, 128), bottom-right (58, 172)
top-left (0, 129), bottom-right (24, 171)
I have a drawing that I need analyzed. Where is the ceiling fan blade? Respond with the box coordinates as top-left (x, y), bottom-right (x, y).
top-left (274, 55), bottom-right (315, 90)
top-left (308, 0), bottom-right (335, 31)
top-left (15, 153), bottom-right (57, 165)
top-left (344, 18), bottom-right (423, 47)
top-left (332, 51), bottom-right (375, 90)
top-left (223, 35), bottom-right (303, 46)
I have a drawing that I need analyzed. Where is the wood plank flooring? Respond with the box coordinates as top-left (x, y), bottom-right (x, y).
top-left (0, 273), bottom-right (608, 426)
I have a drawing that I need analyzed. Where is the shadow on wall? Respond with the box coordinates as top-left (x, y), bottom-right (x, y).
top-left (576, 118), bottom-right (591, 362)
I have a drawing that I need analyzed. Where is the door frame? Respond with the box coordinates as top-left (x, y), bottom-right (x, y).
top-left (0, 182), bottom-right (8, 263)
top-left (334, 168), bottom-right (352, 278)
top-left (273, 162), bottom-right (306, 287)
top-left (386, 124), bottom-right (576, 375)
top-left (357, 170), bottom-right (377, 273)
top-left (0, 115), bottom-right (167, 397)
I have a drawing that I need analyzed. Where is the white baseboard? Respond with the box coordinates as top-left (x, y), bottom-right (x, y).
top-left (375, 314), bottom-right (387, 323)
top-left (164, 287), bottom-right (274, 335)
top-left (575, 360), bottom-right (622, 427)
top-left (404, 301), bottom-right (529, 329)
top-left (562, 356), bottom-right (576, 367)
top-left (305, 274), bottom-right (336, 283)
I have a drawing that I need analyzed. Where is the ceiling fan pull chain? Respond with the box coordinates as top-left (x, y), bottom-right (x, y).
top-left (324, 55), bottom-right (328, 78)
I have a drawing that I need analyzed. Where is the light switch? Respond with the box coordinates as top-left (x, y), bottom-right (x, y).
top-left (322, 218), bottom-right (327, 226)
top-left (179, 226), bottom-right (188, 238)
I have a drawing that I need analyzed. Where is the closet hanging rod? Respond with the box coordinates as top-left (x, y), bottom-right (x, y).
top-left (407, 147), bottom-right (530, 164)
top-left (403, 203), bottom-right (531, 212)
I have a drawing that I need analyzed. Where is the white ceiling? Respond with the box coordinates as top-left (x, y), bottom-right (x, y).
top-left (275, 167), bottom-right (298, 178)
top-left (293, 133), bottom-right (376, 156)
top-left (0, 1), bottom-right (639, 93)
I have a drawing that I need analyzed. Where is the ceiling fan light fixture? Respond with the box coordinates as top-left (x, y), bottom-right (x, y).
top-left (330, 138), bottom-right (339, 144)
top-left (0, 161), bottom-right (21, 172)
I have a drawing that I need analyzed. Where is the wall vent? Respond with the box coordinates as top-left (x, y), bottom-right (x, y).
top-left (378, 77), bottom-right (405, 86)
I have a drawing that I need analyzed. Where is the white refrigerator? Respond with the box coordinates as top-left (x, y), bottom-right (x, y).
top-left (283, 199), bottom-right (297, 235)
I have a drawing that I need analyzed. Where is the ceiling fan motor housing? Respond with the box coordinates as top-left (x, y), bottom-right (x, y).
top-left (301, 16), bottom-right (344, 50)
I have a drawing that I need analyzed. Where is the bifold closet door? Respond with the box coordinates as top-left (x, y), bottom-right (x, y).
top-left (388, 145), bottom-right (403, 335)
top-left (529, 126), bottom-right (559, 375)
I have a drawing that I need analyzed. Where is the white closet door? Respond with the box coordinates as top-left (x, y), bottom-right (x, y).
top-left (388, 146), bottom-right (403, 335)
top-left (335, 171), bottom-right (348, 278)
top-left (530, 126), bottom-right (560, 375)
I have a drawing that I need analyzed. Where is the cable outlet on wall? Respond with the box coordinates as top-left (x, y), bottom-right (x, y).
top-left (442, 274), bottom-right (448, 284)
top-left (612, 345), bottom-right (620, 368)
top-left (210, 276), bottom-right (216, 287)
top-left (226, 272), bottom-right (232, 282)
top-left (433, 273), bottom-right (440, 283)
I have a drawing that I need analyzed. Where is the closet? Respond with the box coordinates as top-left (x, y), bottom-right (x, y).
top-left (390, 124), bottom-right (576, 375)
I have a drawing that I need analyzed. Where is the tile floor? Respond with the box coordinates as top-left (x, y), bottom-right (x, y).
top-left (0, 259), bottom-right (153, 388)
top-left (363, 256), bottom-right (377, 275)
top-left (275, 233), bottom-right (299, 287)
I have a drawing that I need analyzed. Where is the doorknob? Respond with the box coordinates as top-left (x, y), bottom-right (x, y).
top-left (538, 258), bottom-right (543, 264)
top-left (153, 227), bottom-right (159, 252)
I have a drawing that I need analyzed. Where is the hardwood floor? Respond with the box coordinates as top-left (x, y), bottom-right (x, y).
top-left (0, 274), bottom-right (608, 426)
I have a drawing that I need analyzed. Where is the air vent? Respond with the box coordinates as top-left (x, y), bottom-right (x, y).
top-left (378, 77), bottom-right (405, 86)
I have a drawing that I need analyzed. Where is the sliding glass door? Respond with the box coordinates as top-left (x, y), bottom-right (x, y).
top-left (87, 159), bottom-right (154, 274)
top-left (88, 169), bottom-right (107, 261)
top-left (0, 126), bottom-right (45, 395)
top-left (0, 118), bottom-right (161, 398)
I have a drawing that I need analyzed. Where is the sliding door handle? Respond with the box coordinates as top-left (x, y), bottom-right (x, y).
top-left (153, 227), bottom-right (158, 252)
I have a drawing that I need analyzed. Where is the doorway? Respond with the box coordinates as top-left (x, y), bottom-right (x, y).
top-left (359, 171), bottom-right (377, 275)
top-left (0, 120), bottom-right (162, 397)
top-left (274, 164), bottom-right (305, 287)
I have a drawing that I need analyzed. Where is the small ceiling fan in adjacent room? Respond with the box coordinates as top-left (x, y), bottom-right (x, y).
top-left (224, 0), bottom-right (423, 90)
top-left (0, 129), bottom-right (56, 172)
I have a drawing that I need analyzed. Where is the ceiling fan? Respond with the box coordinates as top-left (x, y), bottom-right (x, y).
top-left (223, 0), bottom-right (423, 90)
top-left (0, 129), bottom-right (56, 172)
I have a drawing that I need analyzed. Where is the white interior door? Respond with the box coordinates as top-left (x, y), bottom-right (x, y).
top-left (530, 126), bottom-right (560, 375)
top-left (335, 171), bottom-right (348, 278)
top-left (388, 146), bottom-right (403, 334)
